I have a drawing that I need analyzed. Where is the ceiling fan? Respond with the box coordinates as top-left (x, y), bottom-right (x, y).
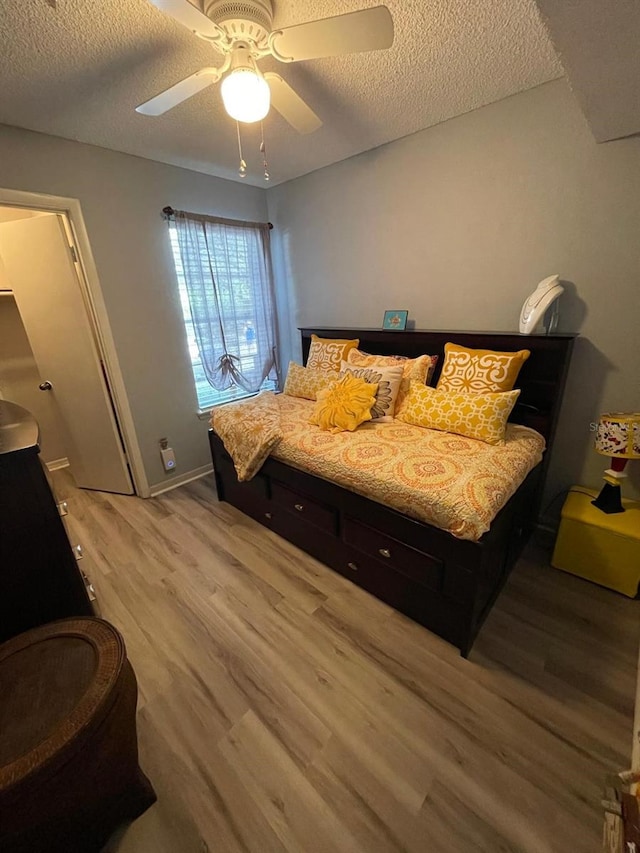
top-left (136, 0), bottom-right (394, 133)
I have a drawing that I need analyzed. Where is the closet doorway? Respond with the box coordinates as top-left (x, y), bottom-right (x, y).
top-left (0, 204), bottom-right (134, 494)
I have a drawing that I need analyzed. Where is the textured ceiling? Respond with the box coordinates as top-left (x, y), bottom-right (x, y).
top-left (0, 0), bottom-right (563, 186)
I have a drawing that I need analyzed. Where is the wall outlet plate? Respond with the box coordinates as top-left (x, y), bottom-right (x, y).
top-left (160, 446), bottom-right (176, 471)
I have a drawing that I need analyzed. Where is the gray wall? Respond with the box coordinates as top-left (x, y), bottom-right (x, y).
top-left (267, 79), bottom-right (640, 509)
top-left (0, 125), bottom-right (267, 490)
top-left (2, 77), bottom-right (638, 508)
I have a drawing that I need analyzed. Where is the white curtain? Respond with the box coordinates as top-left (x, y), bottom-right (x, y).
top-left (174, 211), bottom-right (279, 393)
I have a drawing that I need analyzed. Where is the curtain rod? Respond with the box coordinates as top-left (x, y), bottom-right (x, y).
top-left (162, 207), bottom-right (273, 230)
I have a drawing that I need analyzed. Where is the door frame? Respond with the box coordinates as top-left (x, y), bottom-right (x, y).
top-left (0, 187), bottom-right (148, 496)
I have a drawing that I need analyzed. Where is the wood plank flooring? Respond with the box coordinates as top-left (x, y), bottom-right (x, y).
top-left (51, 470), bottom-right (639, 853)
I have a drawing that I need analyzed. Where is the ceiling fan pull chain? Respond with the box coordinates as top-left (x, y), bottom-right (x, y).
top-left (260, 122), bottom-right (270, 182)
top-left (236, 121), bottom-right (247, 179)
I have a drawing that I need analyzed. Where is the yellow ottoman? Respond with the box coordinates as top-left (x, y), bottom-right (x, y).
top-left (552, 487), bottom-right (640, 597)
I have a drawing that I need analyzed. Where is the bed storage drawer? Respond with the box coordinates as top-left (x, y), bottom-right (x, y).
top-left (215, 457), bottom-right (270, 520)
top-left (343, 517), bottom-right (443, 592)
top-left (271, 480), bottom-right (338, 535)
top-left (329, 545), bottom-right (467, 649)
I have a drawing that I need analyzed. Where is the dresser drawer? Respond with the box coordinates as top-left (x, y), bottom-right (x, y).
top-left (343, 516), bottom-right (443, 592)
top-left (271, 480), bottom-right (338, 535)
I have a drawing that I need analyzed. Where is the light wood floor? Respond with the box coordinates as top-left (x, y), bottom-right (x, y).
top-left (53, 470), bottom-right (639, 853)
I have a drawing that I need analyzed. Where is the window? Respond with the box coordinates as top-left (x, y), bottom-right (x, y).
top-left (168, 214), bottom-right (278, 411)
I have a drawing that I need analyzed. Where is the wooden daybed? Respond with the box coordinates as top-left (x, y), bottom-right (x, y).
top-left (209, 328), bottom-right (574, 656)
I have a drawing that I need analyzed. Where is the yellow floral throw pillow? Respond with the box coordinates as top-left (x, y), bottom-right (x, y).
top-left (310, 373), bottom-right (378, 434)
top-left (396, 381), bottom-right (521, 445)
top-left (437, 342), bottom-right (530, 394)
top-left (306, 334), bottom-right (359, 372)
top-left (283, 362), bottom-right (336, 400)
top-left (340, 361), bottom-right (404, 421)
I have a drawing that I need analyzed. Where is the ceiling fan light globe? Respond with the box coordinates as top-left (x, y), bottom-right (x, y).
top-left (221, 69), bottom-right (270, 123)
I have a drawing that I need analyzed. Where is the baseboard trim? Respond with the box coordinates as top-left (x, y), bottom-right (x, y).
top-left (46, 457), bottom-right (70, 471)
top-left (148, 464), bottom-right (213, 497)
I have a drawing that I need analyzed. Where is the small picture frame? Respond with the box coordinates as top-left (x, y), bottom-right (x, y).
top-left (382, 310), bottom-right (408, 331)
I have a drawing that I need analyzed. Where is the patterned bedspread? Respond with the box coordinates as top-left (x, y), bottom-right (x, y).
top-left (211, 392), bottom-right (545, 541)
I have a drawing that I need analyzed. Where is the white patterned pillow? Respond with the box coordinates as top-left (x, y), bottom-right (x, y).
top-left (340, 362), bottom-right (403, 421)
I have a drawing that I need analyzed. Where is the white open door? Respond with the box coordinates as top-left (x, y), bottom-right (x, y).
top-left (0, 214), bottom-right (133, 494)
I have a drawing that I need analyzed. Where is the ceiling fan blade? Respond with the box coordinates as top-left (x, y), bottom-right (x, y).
top-left (270, 5), bottom-right (393, 63)
top-left (148, 0), bottom-right (223, 39)
top-left (136, 67), bottom-right (221, 116)
top-left (264, 73), bottom-right (322, 134)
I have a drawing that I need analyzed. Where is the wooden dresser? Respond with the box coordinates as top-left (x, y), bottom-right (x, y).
top-left (0, 400), bottom-right (93, 644)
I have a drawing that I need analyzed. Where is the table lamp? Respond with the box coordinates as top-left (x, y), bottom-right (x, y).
top-left (592, 412), bottom-right (640, 513)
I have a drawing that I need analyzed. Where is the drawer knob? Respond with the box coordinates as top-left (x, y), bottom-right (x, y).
top-left (347, 562), bottom-right (359, 572)
top-left (378, 547), bottom-right (391, 559)
top-left (264, 512), bottom-right (272, 520)
top-left (74, 544), bottom-right (84, 561)
top-left (294, 503), bottom-right (305, 512)
top-left (58, 501), bottom-right (69, 517)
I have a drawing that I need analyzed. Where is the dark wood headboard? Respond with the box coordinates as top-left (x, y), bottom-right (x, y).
top-left (300, 328), bottom-right (575, 450)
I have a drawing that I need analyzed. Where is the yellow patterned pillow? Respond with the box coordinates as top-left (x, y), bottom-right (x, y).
top-left (396, 381), bottom-right (520, 445)
top-left (437, 343), bottom-right (530, 394)
top-left (310, 373), bottom-right (378, 434)
top-left (283, 362), bottom-right (336, 401)
top-left (346, 349), bottom-right (438, 412)
top-left (306, 335), bottom-right (359, 372)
